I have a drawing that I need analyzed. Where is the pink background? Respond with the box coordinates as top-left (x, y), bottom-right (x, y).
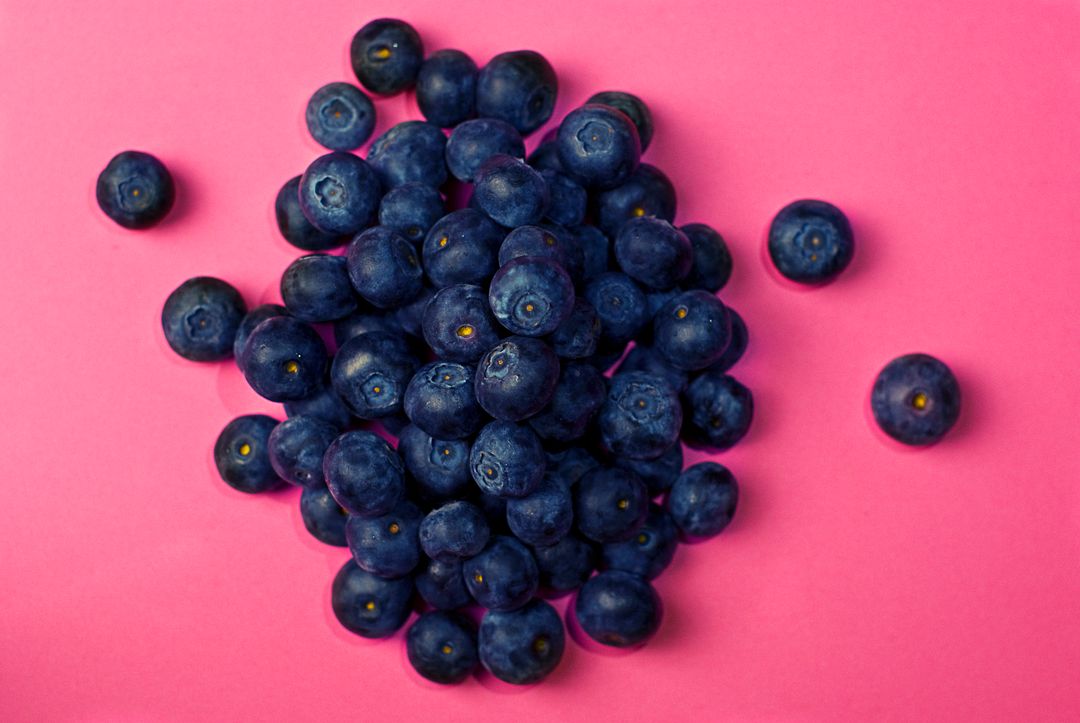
top-left (2, 0), bottom-right (1079, 720)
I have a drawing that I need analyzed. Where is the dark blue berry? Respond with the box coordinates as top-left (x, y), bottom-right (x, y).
top-left (768, 199), bottom-right (854, 284)
top-left (322, 430), bottom-right (405, 517)
top-left (233, 303), bottom-right (288, 369)
top-left (574, 466), bottom-right (649, 543)
top-left (378, 182), bottom-right (445, 244)
top-left (213, 415), bottom-right (282, 493)
top-left (556, 104), bottom-right (640, 189)
top-left (445, 118), bottom-right (525, 183)
top-left (275, 176), bottom-right (344, 251)
top-left (366, 121), bottom-right (448, 189)
top-left (474, 336), bottom-right (560, 422)
top-left (488, 257), bottom-right (574, 337)
top-left (416, 557), bottom-right (472, 610)
top-left (406, 611), bottom-right (479, 684)
top-left (666, 462), bottom-right (738, 539)
top-left (397, 424), bottom-right (472, 502)
top-left (96, 150), bottom-right (174, 229)
top-left (681, 222), bottom-right (732, 292)
top-left (404, 361), bottom-right (484, 440)
top-left (871, 353), bottom-right (961, 446)
top-left (267, 415), bottom-right (339, 488)
top-left (419, 500), bottom-right (491, 561)
top-left (331, 559), bottom-right (414, 638)
top-left (572, 224), bottom-right (612, 284)
top-left (469, 420), bottom-right (546, 498)
top-left (653, 290), bottom-right (732, 371)
top-left (614, 217), bottom-right (692, 290)
top-left (421, 283), bottom-right (502, 363)
top-left (528, 363), bottom-right (606, 443)
top-left (331, 330), bottom-right (419, 419)
top-left (592, 164), bottom-right (676, 239)
top-left (346, 498), bottom-right (423, 578)
top-left (283, 384), bottom-right (354, 431)
top-left (574, 570), bottom-right (661, 647)
top-left (462, 535), bottom-right (539, 611)
top-left (298, 152), bottom-right (382, 235)
top-left (391, 285), bottom-right (434, 337)
top-left (422, 209), bottom-right (502, 288)
top-left (479, 599), bottom-right (564, 684)
top-left (497, 225), bottom-right (568, 268)
top-left (617, 344), bottom-right (688, 393)
top-left (599, 371), bottom-right (682, 460)
top-left (473, 154), bottom-right (549, 228)
top-left (280, 254), bottom-right (358, 323)
top-left (346, 226), bottom-right (424, 309)
top-left (506, 476), bottom-right (574, 546)
top-left (349, 18), bottom-right (423, 96)
top-left (239, 316), bottom-right (328, 402)
top-left (586, 91), bottom-right (654, 151)
top-left (707, 307), bottom-right (748, 373)
top-left (550, 300), bottom-right (601, 360)
top-left (539, 169), bottom-right (587, 227)
top-left (532, 534), bottom-right (596, 593)
top-left (601, 504), bottom-right (677, 579)
top-left (299, 483), bottom-right (348, 546)
top-left (682, 371), bottom-right (753, 450)
top-left (526, 137), bottom-right (563, 172)
top-left (475, 51), bottom-right (558, 136)
top-left (416, 49), bottom-right (478, 128)
top-left (305, 82), bottom-right (376, 151)
top-left (584, 272), bottom-right (648, 347)
top-left (162, 277), bottom-right (246, 362)
top-left (545, 447), bottom-right (600, 487)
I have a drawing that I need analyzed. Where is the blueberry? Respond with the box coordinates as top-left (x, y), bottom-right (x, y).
top-left (419, 500), bottom-right (491, 562)
top-left (574, 466), bottom-right (649, 543)
top-left (574, 570), bottom-right (662, 647)
top-left (397, 424), bottom-right (472, 502)
top-left (239, 316), bottom-right (328, 402)
top-left (617, 344), bottom-right (688, 393)
top-left (550, 300), bottom-right (601, 360)
top-left (586, 91), bottom-right (654, 151)
top-left (298, 152), bottom-right (382, 236)
top-left (592, 164), bottom-right (676, 239)
top-left (667, 462), bottom-right (738, 539)
top-left (96, 150), bottom-right (174, 229)
top-left (599, 372), bottom-right (682, 460)
top-left (615, 442), bottom-right (683, 497)
top-left (474, 337), bottom-right (560, 422)
top-left (681, 222), bottom-right (732, 292)
top-left (416, 49), bottom-right (478, 128)
top-left (280, 254), bottom-right (358, 323)
top-left (572, 225), bottom-right (612, 284)
top-left (539, 169), bottom-right (587, 227)
top-left (506, 476), bottom-right (574, 546)
top-left (462, 535), bottom-right (539, 611)
top-left (378, 182), bottom-right (445, 244)
top-left (366, 121), bottom-right (448, 189)
top-left (526, 137), bottom-right (563, 172)
top-left (707, 307), bottom-right (748, 373)
top-left (333, 309), bottom-right (406, 347)
top-left (584, 272), bottom-right (648, 347)
top-left (267, 415), bottom-right (339, 488)
top-left (304, 82), bottom-right (376, 151)
top-left (283, 384), bottom-right (354, 431)
top-left (345, 226), bottom-right (424, 310)
top-left (275, 176), bottom-right (344, 251)
top-left (403, 362), bottom-right (484, 440)
top-left (392, 285), bottom-right (434, 338)
top-left (416, 557), bottom-right (472, 610)
top-left (652, 290), bottom-right (732, 372)
top-left (322, 430), bottom-right (405, 517)
top-left (213, 415), bottom-right (282, 493)
top-left (545, 447), bottom-right (601, 487)
top-left (601, 504), bottom-right (677, 579)
top-left (421, 283), bottom-right (502, 363)
top-left (870, 353), bottom-right (961, 446)
top-left (768, 199), bottom-right (855, 284)
top-left (331, 330), bottom-right (419, 419)
top-left (613, 217), bottom-right (693, 290)
top-left (681, 371), bottom-right (753, 450)
top-left (346, 499), bottom-right (423, 578)
top-left (299, 483), bottom-right (349, 546)
top-left (488, 257), bottom-right (574, 337)
top-left (406, 611), bottom-right (479, 685)
top-left (349, 18), bottom-right (423, 96)
top-left (532, 534), bottom-right (596, 593)
top-left (497, 225), bottom-right (567, 268)
top-left (445, 118), bottom-right (525, 183)
top-left (473, 154), bottom-right (549, 228)
top-left (479, 599), bottom-right (564, 684)
top-left (422, 209), bottom-right (502, 288)
top-left (233, 303), bottom-right (288, 368)
top-left (162, 277), bottom-right (246, 362)
top-left (528, 363), bottom-right (607, 443)
top-left (475, 51), bottom-right (558, 136)
top-left (556, 104), bottom-right (641, 189)
top-left (469, 421), bottom-right (546, 498)
top-left (331, 559), bottom-right (414, 638)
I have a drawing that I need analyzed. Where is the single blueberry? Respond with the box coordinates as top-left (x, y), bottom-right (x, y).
top-left (574, 570), bottom-right (662, 647)
top-left (768, 199), bottom-right (855, 284)
top-left (469, 420), bottom-right (546, 498)
top-left (422, 209), bottom-right (502, 288)
top-left (322, 430), bottom-right (405, 517)
top-left (614, 216), bottom-right (693, 290)
top-left (475, 51), bottom-right (558, 136)
top-left (550, 300), bottom-right (601, 360)
top-left (479, 599), bottom-right (565, 684)
top-left (445, 118), bottom-right (525, 182)
top-left (397, 424), bottom-right (472, 502)
top-left (213, 415), bottom-right (282, 493)
top-left (299, 483), bottom-right (349, 546)
top-left (473, 154), bottom-right (550, 228)
top-left (378, 182), bottom-right (445, 245)
top-left (598, 371), bottom-right (682, 460)
top-left (531, 534), bottom-right (596, 594)
top-left (275, 176), bottom-right (344, 251)
top-left (406, 611), bottom-right (479, 685)
top-left (284, 383), bottom-right (354, 431)
top-left (416, 557), bottom-right (473, 610)
top-left (592, 164), bottom-right (676, 239)
top-left (416, 49), bottom-right (478, 128)
top-left (615, 442), bottom-right (683, 497)
top-left (304, 82), bottom-right (376, 151)
top-left (421, 283), bottom-right (502, 363)
top-left (349, 18), bottom-right (423, 96)
top-left (280, 254), bottom-right (358, 323)
top-left (403, 361), bottom-right (485, 440)
top-left (474, 336), bottom-right (560, 422)
top-left (574, 466), bottom-right (649, 543)
top-left (652, 290), bottom-right (732, 372)
top-left (584, 272), bottom-right (648, 347)
top-left (162, 277), bottom-right (246, 362)
top-left (539, 169), bottom-right (587, 227)
top-left (617, 344), bottom-right (688, 393)
top-left (870, 353), bottom-right (961, 446)
top-left (506, 476), bottom-right (574, 547)
top-left (681, 222), bottom-right (733, 292)
top-left (346, 225), bottom-right (424, 309)
top-left (346, 499), bottom-right (423, 578)
top-left (96, 150), bottom-right (174, 229)
top-left (331, 559), bottom-right (414, 638)
top-left (462, 535), bottom-right (539, 611)
top-left (488, 257), bottom-right (574, 337)
top-left (419, 500), bottom-right (491, 562)
top-left (497, 225), bottom-right (569, 268)
top-left (366, 120), bottom-right (448, 189)
top-left (240, 316), bottom-right (328, 402)
top-left (707, 307), bottom-right (748, 373)
top-left (331, 330), bottom-right (419, 419)
top-left (681, 371), bottom-right (754, 450)
top-left (267, 415), bottom-right (339, 488)
top-left (528, 363), bottom-right (607, 444)
top-left (601, 503), bottom-right (678, 579)
top-left (233, 303), bottom-right (288, 369)
top-left (298, 152), bottom-right (382, 236)
top-left (666, 462), bottom-right (738, 539)
top-left (586, 91), bottom-right (654, 151)
top-left (556, 104), bottom-right (641, 189)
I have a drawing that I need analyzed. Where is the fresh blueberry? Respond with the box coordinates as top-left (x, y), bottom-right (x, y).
top-left (667, 462), bottom-right (738, 539)
top-left (392, 285), bottom-right (434, 338)
top-left (528, 363), bottom-right (606, 444)
top-left (469, 421), bottom-right (546, 498)
top-left (550, 300), bottom-right (601, 360)
top-left (280, 254), bottom-right (358, 323)
top-left (574, 570), bottom-right (662, 647)
top-left (599, 372), bottom-right (682, 460)
top-left (331, 330), bottom-right (419, 419)
top-left (531, 534), bottom-right (595, 594)
top-left (601, 504), bottom-right (677, 579)
top-left (498, 225), bottom-right (567, 268)
top-left (299, 483), bottom-right (349, 546)
top-left (421, 283), bottom-right (502, 363)
top-left (378, 182), bottom-right (445, 245)
top-left (615, 442), bottom-right (683, 497)
top-left (462, 535), bottom-right (539, 611)
top-left (681, 371), bottom-right (753, 450)
top-left (488, 257), bottom-right (574, 337)
top-left (545, 447), bottom-right (600, 487)
top-left (406, 611), bottom-right (479, 685)
top-left (96, 150), bottom-right (174, 229)
top-left (422, 209), bottom-right (502, 288)
top-left (416, 49), bottom-right (478, 128)
top-left (592, 164), bottom-right (676, 239)
top-left (584, 272), bottom-right (648, 347)
top-left (526, 137), bottom-right (563, 172)
top-left (349, 18), bottom-right (423, 96)
top-left (305, 82), bottom-right (376, 151)
top-left (366, 121), bottom-right (448, 189)
top-left (445, 118), bottom-right (525, 183)
top-left (614, 217), bottom-right (693, 290)
top-left (331, 559), bottom-right (414, 638)
top-left (474, 336), bottom-right (560, 422)
top-left (473, 154), bottom-right (549, 228)
top-left (681, 222), bottom-right (732, 292)
top-left (233, 303), bottom-right (288, 369)
top-left (322, 430), bottom-right (405, 517)
top-left (162, 277), bottom-right (246, 362)
top-left (870, 353), bottom-right (961, 446)
top-left (475, 51), bottom-right (558, 136)
top-left (586, 91), bottom-right (654, 151)
top-left (556, 104), bottom-right (641, 189)
top-left (299, 152), bottom-right (382, 235)
top-left (333, 309), bottom-right (406, 347)
top-left (653, 290), bottom-right (732, 371)
top-left (419, 500), bottom-right (491, 562)
top-left (479, 599), bottom-right (564, 684)
top-left (574, 466), bottom-right (649, 543)
top-left (275, 176), bottom-right (344, 251)
top-left (572, 225), bottom-right (612, 284)
top-left (416, 557), bottom-right (472, 610)
top-left (346, 499), bottom-right (423, 578)
top-left (538, 169), bottom-right (587, 227)
top-left (397, 424), bottom-right (472, 502)
top-left (768, 199), bottom-right (855, 284)
top-left (267, 415), bottom-right (339, 488)
top-left (617, 344), bottom-right (688, 393)
top-left (707, 307), bottom-right (748, 373)
top-left (403, 362), bottom-right (484, 440)
top-left (346, 226), bottom-right (424, 309)
top-left (239, 316), bottom-right (328, 402)
top-left (506, 476), bottom-right (574, 546)
top-left (213, 415), bottom-right (282, 493)
top-left (283, 383), bottom-right (354, 431)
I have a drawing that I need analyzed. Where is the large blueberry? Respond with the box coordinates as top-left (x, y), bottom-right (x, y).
top-left (240, 316), bottom-right (327, 402)
top-left (275, 176), bottom-right (344, 251)
top-left (488, 257), bottom-right (574, 337)
top-left (422, 209), bottom-right (502, 288)
top-left (162, 277), bottom-right (246, 362)
top-left (305, 82), bottom-right (375, 151)
top-left (298, 152), bottom-right (381, 236)
top-left (574, 570), bottom-right (662, 647)
top-left (586, 90), bottom-right (654, 151)
top-left (528, 363), bottom-right (606, 443)
top-left (682, 371), bottom-right (753, 450)
top-left (768, 199), bottom-right (855, 284)
top-left (556, 104), bottom-right (640, 189)
top-left (506, 476), bottom-right (574, 547)
top-left (584, 272), bottom-right (648, 347)
top-left (403, 362), bottom-right (484, 440)
top-left (331, 330), bottom-right (419, 419)
top-left (592, 164), bottom-right (676, 239)
top-left (397, 424), bottom-right (472, 502)
top-left (601, 504), bottom-right (678, 579)
top-left (475, 51), bottom-right (558, 136)
top-left (280, 254), bottom-right (358, 323)
top-left (378, 182), bottom-right (445, 245)
top-left (349, 18), bottom-right (423, 95)
top-left (406, 611), bottom-right (479, 685)
top-left (299, 483), bottom-right (349, 546)
top-left (574, 466), bottom-right (649, 543)
top-left (652, 290), bottom-right (732, 372)
top-left (322, 430), bottom-right (405, 517)
top-left (213, 415), bottom-right (282, 494)
top-left (445, 118), bottom-right (525, 182)
top-left (96, 150), bottom-right (174, 229)
top-left (870, 353), bottom-right (961, 446)
top-left (416, 557), bottom-right (472, 610)
top-left (346, 499), bottom-right (423, 578)
top-left (416, 49), bottom-right (478, 128)
top-left (615, 442), bottom-right (683, 497)
top-left (531, 534), bottom-right (595, 594)
top-left (462, 535), bottom-right (539, 611)
top-left (474, 337), bottom-right (560, 422)
top-left (366, 121), bottom-right (448, 189)
top-left (473, 154), bottom-right (549, 228)
top-left (267, 415), bottom-right (339, 488)
top-left (599, 371), bottom-right (682, 460)
top-left (419, 500), bottom-right (491, 562)
top-left (666, 462), bottom-right (738, 539)
top-left (346, 226), bottom-right (424, 309)
top-left (421, 283), bottom-right (502, 363)
top-left (469, 421), bottom-right (546, 498)
top-left (479, 599), bottom-right (565, 684)
top-left (614, 217), bottom-right (693, 290)
top-left (681, 222), bottom-right (733, 292)
top-left (233, 303), bottom-right (288, 369)
top-left (331, 559), bottom-right (414, 638)
top-left (498, 225), bottom-right (568, 268)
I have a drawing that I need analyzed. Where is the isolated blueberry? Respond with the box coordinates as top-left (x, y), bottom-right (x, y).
top-left (574, 466), bottom-right (649, 543)
top-left (162, 277), bottom-right (246, 362)
top-left (397, 424), bottom-right (472, 502)
top-left (667, 462), bottom-right (738, 539)
top-left (479, 599), bottom-right (565, 684)
top-left (584, 272), bottom-right (648, 347)
top-left (545, 447), bottom-right (600, 487)
top-left (421, 283), bottom-right (502, 363)
top-left (474, 337), bottom-right (560, 422)
top-left (333, 309), bottom-right (406, 347)
top-left (550, 300), bottom-right (601, 360)
top-left (299, 483), bottom-right (349, 546)
top-left (506, 476), bottom-right (574, 547)
top-left (349, 18), bottom-right (423, 95)
top-left (528, 363), bottom-right (606, 443)
top-left (652, 290), bottom-right (732, 372)
top-left (601, 504), bottom-right (677, 579)
top-left (240, 316), bottom-right (328, 402)
top-left (682, 371), bottom-right (754, 450)
top-left (275, 176), bottom-right (344, 251)
top-left (572, 225), bottom-right (612, 283)
top-left (213, 415), bottom-right (282, 494)
top-left (532, 534), bottom-right (595, 594)
top-left (557, 104), bottom-right (641, 189)
top-left (280, 254), bottom-right (358, 323)
top-left (298, 152), bottom-right (382, 235)
top-left (378, 182), bottom-right (445, 244)
top-left (593, 164), bottom-right (676, 239)
top-left (407, 611), bottom-right (479, 685)
top-left (599, 372), bottom-right (682, 460)
top-left (539, 169), bottom-right (587, 227)
top-left (96, 150), bottom-right (174, 229)
top-left (346, 499), bottom-right (423, 578)
top-left (403, 362), bottom-right (483, 440)
top-left (416, 557), bottom-right (472, 610)
top-left (708, 307), bottom-right (748, 373)
top-left (322, 430), bottom-right (405, 517)
top-left (488, 257), bottom-right (574, 337)
top-left (445, 118), bottom-right (525, 182)
top-left (616, 442), bottom-right (683, 497)
top-left (422, 209), bottom-right (502, 288)
top-left (305, 82), bottom-right (376, 151)
top-left (267, 415), bottom-right (339, 488)
top-left (420, 501), bottom-right (491, 562)
top-left (768, 199), bottom-right (855, 284)
top-left (463, 535), bottom-right (539, 611)
top-left (871, 353), bottom-right (961, 446)
top-left (331, 559), bottom-right (414, 638)
top-left (367, 121), bottom-right (448, 189)
top-left (574, 570), bottom-right (662, 647)
top-left (331, 330), bottom-right (419, 418)
top-left (469, 421), bottom-right (546, 498)
top-left (233, 303), bottom-right (288, 368)
top-left (284, 384), bottom-right (353, 431)
top-left (586, 91), bottom-right (654, 151)
top-left (476, 51), bottom-right (558, 136)
top-left (681, 222), bottom-right (733, 292)
top-left (416, 49), bottom-right (478, 128)
top-left (617, 344), bottom-right (688, 393)
top-left (474, 154), bottom-right (549, 228)
top-left (615, 217), bottom-right (693, 290)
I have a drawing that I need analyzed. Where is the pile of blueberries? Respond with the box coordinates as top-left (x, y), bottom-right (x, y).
top-left (96, 16), bottom-right (961, 688)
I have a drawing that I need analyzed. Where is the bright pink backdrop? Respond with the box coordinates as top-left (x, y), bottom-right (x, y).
top-left (2, 0), bottom-right (1079, 720)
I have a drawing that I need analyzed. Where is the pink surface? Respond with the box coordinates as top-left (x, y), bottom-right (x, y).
top-left (1, 0), bottom-right (1079, 720)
